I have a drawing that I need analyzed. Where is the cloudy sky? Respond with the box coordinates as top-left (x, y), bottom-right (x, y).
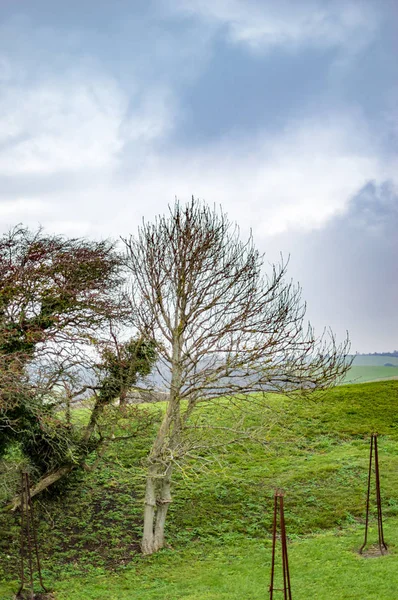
top-left (0, 0), bottom-right (397, 352)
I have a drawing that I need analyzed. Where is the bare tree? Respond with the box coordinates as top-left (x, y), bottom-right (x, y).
top-left (124, 198), bottom-right (351, 555)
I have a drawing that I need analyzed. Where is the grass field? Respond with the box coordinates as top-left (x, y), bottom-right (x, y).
top-left (342, 365), bottom-right (398, 384)
top-left (2, 522), bottom-right (398, 600)
top-left (341, 354), bottom-right (398, 384)
top-left (1, 380), bottom-right (398, 599)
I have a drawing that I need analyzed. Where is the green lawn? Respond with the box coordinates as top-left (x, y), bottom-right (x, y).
top-left (1, 381), bottom-right (398, 599)
top-left (2, 521), bottom-right (398, 599)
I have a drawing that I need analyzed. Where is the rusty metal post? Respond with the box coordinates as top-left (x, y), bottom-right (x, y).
top-left (16, 472), bottom-right (49, 599)
top-left (359, 434), bottom-right (388, 555)
top-left (269, 489), bottom-right (292, 600)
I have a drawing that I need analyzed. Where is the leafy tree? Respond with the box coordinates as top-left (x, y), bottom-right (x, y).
top-left (98, 333), bottom-right (157, 407)
top-left (0, 226), bottom-right (155, 509)
top-left (124, 199), bottom-right (351, 554)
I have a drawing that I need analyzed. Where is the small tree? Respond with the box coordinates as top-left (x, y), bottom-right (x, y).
top-left (98, 329), bottom-right (157, 407)
top-left (124, 199), bottom-right (350, 555)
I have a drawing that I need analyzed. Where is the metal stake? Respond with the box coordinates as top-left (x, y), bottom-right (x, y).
top-left (359, 434), bottom-right (388, 555)
top-left (269, 490), bottom-right (292, 600)
top-left (17, 472), bottom-right (49, 599)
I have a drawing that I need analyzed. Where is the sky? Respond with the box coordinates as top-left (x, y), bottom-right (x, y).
top-left (0, 0), bottom-right (397, 353)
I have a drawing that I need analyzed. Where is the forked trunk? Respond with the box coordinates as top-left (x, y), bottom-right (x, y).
top-left (141, 325), bottom-right (182, 555)
top-left (141, 464), bottom-right (173, 555)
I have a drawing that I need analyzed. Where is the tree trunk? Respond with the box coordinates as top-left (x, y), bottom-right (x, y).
top-left (2, 395), bottom-right (109, 514)
top-left (141, 466), bottom-right (158, 555)
top-left (3, 400), bottom-right (107, 514)
top-left (3, 465), bottom-right (74, 512)
top-left (141, 325), bottom-right (182, 554)
top-left (141, 463), bottom-right (173, 555)
top-left (141, 394), bottom-right (176, 555)
top-left (65, 390), bottom-right (71, 426)
top-left (119, 387), bottom-right (128, 406)
top-left (153, 465), bottom-right (173, 552)
top-left (83, 397), bottom-right (106, 442)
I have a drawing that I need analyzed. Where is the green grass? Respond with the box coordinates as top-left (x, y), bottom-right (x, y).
top-left (343, 365), bottom-right (398, 384)
top-left (1, 380), bottom-right (398, 598)
top-left (2, 521), bottom-right (398, 599)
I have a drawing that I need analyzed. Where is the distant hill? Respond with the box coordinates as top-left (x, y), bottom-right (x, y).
top-left (343, 354), bottom-right (398, 384)
top-left (349, 354), bottom-right (398, 367)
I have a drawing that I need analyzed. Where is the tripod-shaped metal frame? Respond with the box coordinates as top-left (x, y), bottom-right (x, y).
top-left (269, 490), bottom-right (292, 600)
top-left (359, 433), bottom-right (388, 555)
top-left (16, 472), bottom-right (49, 599)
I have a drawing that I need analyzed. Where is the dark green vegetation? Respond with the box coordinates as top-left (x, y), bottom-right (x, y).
top-left (1, 380), bottom-right (398, 598)
top-left (98, 337), bottom-right (157, 406)
top-left (0, 225), bottom-right (159, 522)
top-left (0, 225), bottom-right (124, 474)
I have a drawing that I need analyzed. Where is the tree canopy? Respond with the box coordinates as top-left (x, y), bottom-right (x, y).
top-left (0, 226), bottom-right (156, 506)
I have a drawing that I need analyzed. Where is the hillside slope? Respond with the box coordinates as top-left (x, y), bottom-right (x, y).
top-left (1, 380), bottom-right (398, 598)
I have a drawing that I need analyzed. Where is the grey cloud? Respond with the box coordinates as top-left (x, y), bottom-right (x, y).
top-left (263, 181), bottom-right (398, 352)
top-left (341, 181), bottom-right (398, 235)
top-left (0, 0), bottom-right (396, 354)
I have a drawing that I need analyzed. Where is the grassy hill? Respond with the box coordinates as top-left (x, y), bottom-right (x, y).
top-left (342, 355), bottom-right (398, 384)
top-left (351, 355), bottom-right (398, 367)
top-left (342, 365), bottom-right (398, 384)
top-left (1, 380), bottom-right (398, 599)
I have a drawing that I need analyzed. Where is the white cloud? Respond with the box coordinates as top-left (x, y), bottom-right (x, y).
top-left (0, 83), bottom-right (121, 175)
top-left (0, 67), bottom-right (177, 177)
top-left (111, 112), bottom-right (395, 239)
top-left (0, 3), bottom-right (395, 352)
top-left (0, 6), bottom-right (393, 242)
top-left (0, 198), bottom-right (48, 218)
top-left (169, 0), bottom-right (379, 53)
top-left (0, 65), bottom-right (395, 241)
